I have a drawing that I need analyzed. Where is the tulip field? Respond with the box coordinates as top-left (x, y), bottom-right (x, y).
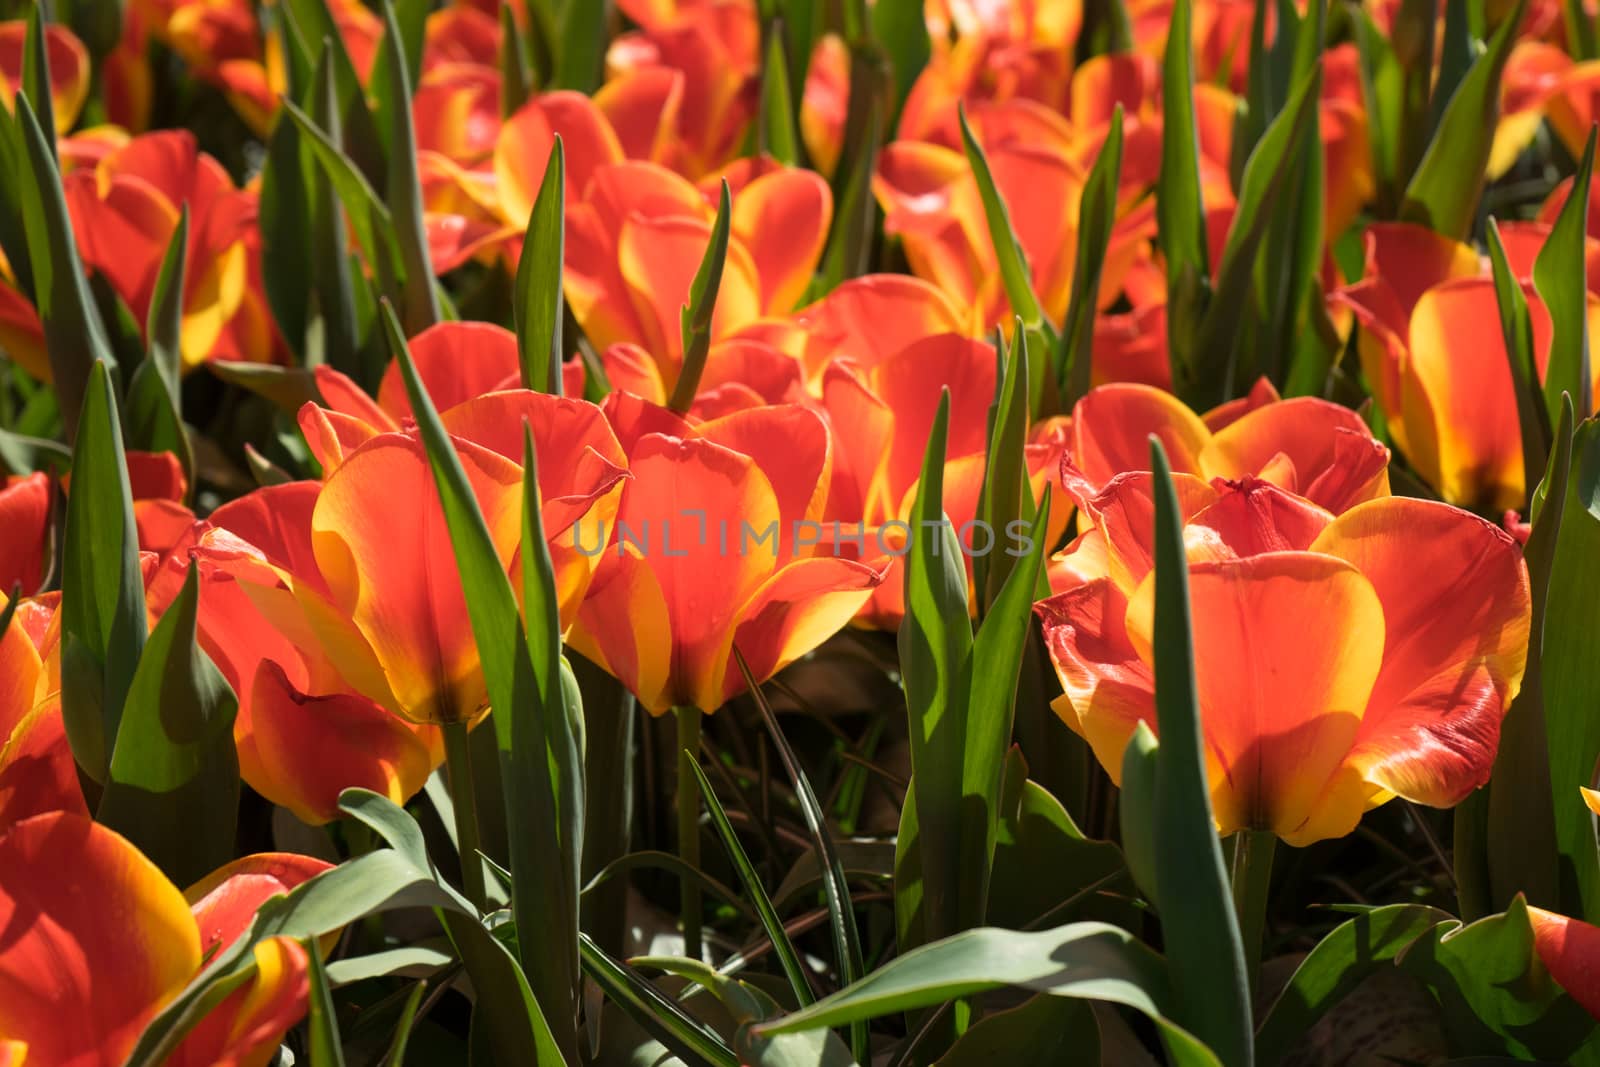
top-left (13, 0), bottom-right (1600, 1063)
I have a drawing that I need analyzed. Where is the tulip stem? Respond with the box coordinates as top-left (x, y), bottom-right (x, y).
top-left (676, 705), bottom-right (704, 960)
top-left (1230, 828), bottom-right (1276, 1006)
top-left (443, 720), bottom-right (487, 911)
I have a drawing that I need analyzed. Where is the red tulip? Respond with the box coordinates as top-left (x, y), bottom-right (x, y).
top-left (0, 20), bottom-right (90, 132)
top-left (1038, 476), bottom-right (1530, 845)
top-left (0, 811), bottom-right (330, 1066)
top-left (570, 396), bottom-right (881, 713)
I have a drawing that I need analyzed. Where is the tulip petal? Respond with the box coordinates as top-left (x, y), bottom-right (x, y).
top-left (1198, 396), bottom-right (1390, 513)
top-left (695, 404), bottom-right (832, 549)
top-left (570, 542), bottom-right (675, 715)
top-left (376, 321), bottom-right (523, 418)
top-left (313, 366), bottom-right (398, 433)
top-left (0, 473), bottom-right (49, 600)
top-left (1069, 383), bottom-right (1212, 490)
top-left (311, 434), bottom-right (524, 723)
top-left (0, 698), bottom-right (85, 833)
top-left (1125, 552), bottom-right (1387, 845)
top-left (1529, 906), bottom-right (1600, 1021)
top-left (731, 167), bottom-right (832, 315)
top-left (185, 852), bottom-right (335, 955)
top-left (167, 936), bottom-right (311, 1067)
top-left (244, 661), bottom-right (439, 825)
top-left (0, 811), bottom-right (201, 1066)
top-left (1310, 497), bottom-right (1530, 808)
top-left (791, 273), bottom-right (967, 380)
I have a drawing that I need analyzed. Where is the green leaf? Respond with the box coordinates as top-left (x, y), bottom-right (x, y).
top-left (1145, 438), bottom-right (1253, 1067)
top-left (280, 0), bottom-right (387, 185)
top-left (500, 0), bottom-right (533, 117)
top-left (1390, 0), bottom-right (1437, 194)
top-left (306, 939), bottom-right (348, 1067)
top-left (1399, 0), bottom-right (1524, 239)
top-left (1537, 128), bottom-right (1596, 425)
top-left (1188, 65), bottom-right (1321, 405)
top-left (958, 107), bottom-right (1050, 338)
top-left (755, 923), bottom-right (1221, 1067)
top-left (1118, 722), bottom-right (1161, 906)
top-left (97, 564), bottom-right (240, 885)
top-left (1566, 0), bottom-right (1599, 61)
top-left (1157, 0), bottom-right (1210, 381)
top-left (1485, 397), bottom-right (1570, 914)
top-left (381, 980), bottom-right (428, 1066)
top-left (1402, 897), bottom-right (1596, 1060)
top-left (22, 8), bottom-right (56, 160)
top-left (939, 995), bottom-right (1098, 1067)
top-left (123, 364), bottom-right (192, 503)
top-left (1255, 904), bottom-right (1454, 1063)
top-left (59, 361), bottom-right (145, 782)
top-left (816, 82), bottom-right (883, 292)
top-left (897, 391), bottom-right (974, 942)
top-left (690, 760), bottom-right (814, 1008)
top-left (0, 100), bottom-right (36, 303)
top-left (512, 137), bottom-right (566, 394)
top-left (578, 934), bottom-right (740, 1067)
top-left (739, 651), bottom-right (869, 1063)
top-left (281, 99), bottom-right (408, 320)
top-left (377, 0), bottom-right (440, 335)
top-left (976, 329), bottom-right (1030, 609)
top-left (1058, 105), bottom-right (1124, 404)
top-left (14, 93), bottom-right (116, 440)
top-left (369, 0), bottom-right (429, 155)
top-left (633, 957), bottom-right (855, 1067)
top-left (668, 179), bottom-right (733, 412)
top-left (382, 304), bottom-right (579, 1060)
top-left (1538, 412), bottom-right (1600, 922)
top-left (1486, 218), bottom-right (1552, 506)
top-left (552, 0), bottom-right (609, 92)
top-left (871, 0), bottom-right (929, 118)
top-left (145, 205), bottom-right (187, 397)
top-left (758, 23), bottom-right (801, 166)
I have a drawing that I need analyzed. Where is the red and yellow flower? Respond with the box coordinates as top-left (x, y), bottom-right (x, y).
top-left (0, 810), bottom-right (330, 1066)
top-left (570, 395), bottom-right (881, 714)
top-left (1038, 475), bottom-right (1531, 845)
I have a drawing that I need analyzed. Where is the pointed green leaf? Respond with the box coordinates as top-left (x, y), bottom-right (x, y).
top-left (1158, 0), bottom-right (1210, 381)
top-left (977, 328), bottom-right (1030, 608)
top-left (382, 303), bottom-right (579, 1060)
top-left (1400, 0), bottom-right (1524, 239)
top-left (1487, 218), bottom-right (1552, 503)
top-left (690, 760), bottom-right (814, 1008)
top-left (500, 0), bottom-right (533, 117)
top-left (758, 22), bottom-right (801, 166)
top-left (940, 994), bottom-right (1097, 1067)
top-left (1117, 722), bottom-right (1160, 906)
top-left (145, 205), bottom-right (187, 396)
top-left (60, 361), bottom-right (145, 782)
top-left (306, 939), bottom-right (347, 1067)
top-left (14, 93), bottom-right (116, 440)
top-left (123, 363), bottom-right (192, 503)
top-left (1146, 437), bottom-right (1253, 1067)
top-left (369, 0), bottom-right (429, 150)
top-left (280, 0), bottom-right (387, 184)
top-left (668, 179), bottom-right (732, 412)
top-left (1255, 904), bottom-right (1454, 1064)
top-left (739, 650), bottom-right (869, 1063)
top-left (1566, 0), bottom-right (1598, 60)
top-left (512, 138), bottom-right (566, 394)
top-left (552, 0), bottom-right (609, 92)
top-left (22, 8), bottom-right (56, 160)
top-left (0, 100), bottom-right (36, 302)
top-left (1058, 105), bottom-right (1124, 404)
top-left (817, 78), bottom-right (883, 292)
top-left (1537, 128), bottom-right (1596, 424)
top-left (754, 923), bottom-right (1222, 1067)
top-left (378, 0), bottom-right (440, 335)
top-left (579, 934), bottom-right (740, 1067)
top-left (958, 106), bottom-right (1050, 337)
top-left (98, 564), bottom-right (239, 885)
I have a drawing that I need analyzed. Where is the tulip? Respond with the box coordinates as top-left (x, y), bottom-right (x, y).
top-left (0, 606), bottom-right (83, 834)
top-left (1037, 476), bottom-right (1531, 845)
top-left (570, 395), bottom-right (882, 715)
top-left (0, 810), bottom-right (330, 1066)
top-left (600, 0), bottom-right (760, 179)
top-left (875, 98), bottom-right (1157, 330)
top-left (1333, 222), bottom-right (1600, 511)
top-left (820, 331), bottom-right (1068, 628)
top-left (1062, 381), bottom-right (1392, 522)
top-left (564, 158), bottom-right (830, 394)
top-left (0, 20), bottom-right (90, 133)
top-left (61, 129), bottom-right (282, 370)
top-left (0, 473), bottom-right (49, 598)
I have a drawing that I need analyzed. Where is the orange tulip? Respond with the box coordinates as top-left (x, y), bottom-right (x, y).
top-left (61, 129), bottom-right (282, 371)
top-left (898, 0), bottom-right (1081, 148)
top-left (875, 98), bottom-right (1157, 330)
top-left (564, 158), bottom-right (830, 393)
top-left (600, 336), bottom-right (807, 419)
top-left (820, 331), bottom-right (1068, 628)
top-left (1061, 381), bottom-right (1391, 527)
top-left (800, 34), bottom-right (849, 177)
top-left (0, 810), bottom-right (330, 1066)
top-left (1038, 476), bottom-right (1531, 845)
top-left (0, 473), bottom-right (49, 597)
top-left (570, 395), bottom-right (882, 714)
top-left (193, 483), bottom-right (443, 824)
top-left (0, 602), bottom-right (83, 834)
top-left (601, 0), bottom-right (760, 179)
top-left (1333, 221), bottom-right (1600, 510)
top-left (0, 20), bottom-right (90, 133)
